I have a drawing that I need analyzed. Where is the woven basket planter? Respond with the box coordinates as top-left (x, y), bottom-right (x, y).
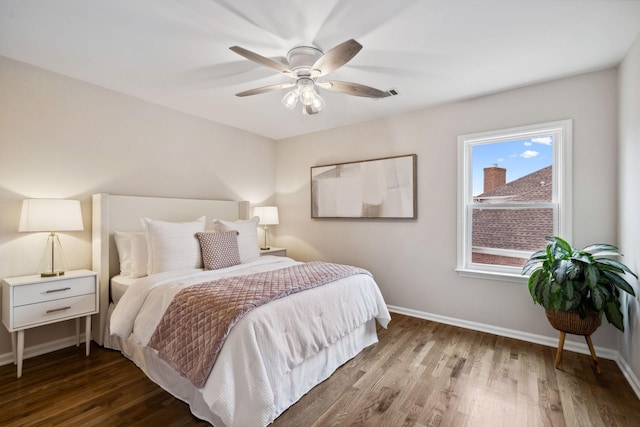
top-left (545, 308), bottom-right (601, 336)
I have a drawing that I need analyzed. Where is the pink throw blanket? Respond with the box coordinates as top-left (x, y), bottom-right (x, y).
top-left (147, 261), bottom-right (371, 387)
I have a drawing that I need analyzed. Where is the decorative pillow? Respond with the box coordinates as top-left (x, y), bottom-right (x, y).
top-left (113, 231), bottom-right (148, 278)
top-left (196, 231), bottom-right (241, 270)
top-left (212, 216), bottom-right (260, 263)
top-left (141, 216), bottom-right (206, 275)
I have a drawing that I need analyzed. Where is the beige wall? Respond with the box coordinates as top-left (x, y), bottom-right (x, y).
top-left (276, 68), bottom-right (620, 350)
top-left (618, 32), bottom-right (640, 385)
top-left (0, 51), bottom-right (631, 375)
top-left (0, 56), bottom-right (276, 356)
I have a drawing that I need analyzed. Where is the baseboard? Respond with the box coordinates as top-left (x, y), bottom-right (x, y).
top-left (615, 353), bottom-right (640, 399)
top-left (388, 305), bottom-right (640, 399)
top-left (0, 334), bottom-right (87, 367)
top-left (387, 305), bottom-right (617, 359)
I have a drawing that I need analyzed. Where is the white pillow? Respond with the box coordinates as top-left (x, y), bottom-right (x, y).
top-left (212, 216), bottom-right (260, 263)
top-left (114, 231), bottom-right (133, 276)
top-left (114, 231), bottom-right (134, 276)
top-left (113, 231), bottom-right (148, 278)
top-left (141, 216), bottom-right (206, 275)
top-left (129, 233), bottom-right (149, 278)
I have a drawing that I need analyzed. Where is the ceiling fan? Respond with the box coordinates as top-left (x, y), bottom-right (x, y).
top-left (229, 39), bottom-right (396, 115)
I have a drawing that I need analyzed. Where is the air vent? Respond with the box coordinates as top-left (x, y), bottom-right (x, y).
top-left (387, 88), bottom-right (400, 96)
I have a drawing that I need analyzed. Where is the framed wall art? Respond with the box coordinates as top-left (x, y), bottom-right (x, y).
top-left (311, 154), bottom-right (417, 219)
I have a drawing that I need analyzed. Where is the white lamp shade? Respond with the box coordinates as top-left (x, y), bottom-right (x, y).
top-left (19, 199), bottom-right (84, 232)
top-left (253, 206), bottom-right (279, 225)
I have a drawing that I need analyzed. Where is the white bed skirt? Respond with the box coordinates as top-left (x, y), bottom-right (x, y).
top-left (104, 302), bottom-right (379, 426)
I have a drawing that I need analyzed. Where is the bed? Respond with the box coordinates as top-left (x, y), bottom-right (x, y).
top-left (91, 193), bottom-right (391, 426)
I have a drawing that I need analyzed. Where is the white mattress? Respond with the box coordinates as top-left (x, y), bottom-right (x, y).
top-left (110, 275), bottom-right (138, 304)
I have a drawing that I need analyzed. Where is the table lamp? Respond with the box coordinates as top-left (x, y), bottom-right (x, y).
top-left (253, 206), bottom-right (279, 250)
top-left (19, 199), bottom-right (84, 277)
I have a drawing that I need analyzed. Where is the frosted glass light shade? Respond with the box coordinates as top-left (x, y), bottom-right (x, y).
top-left (253, 206), bottom-right (279, 225)
top-left (281, 90), bottom-right (299, 109)
top-left (19, 199), bottom-right (84, 232)
top-left (302, 93), bottom-right (325, 115)
top-left (299, 82), bottom-right (316, 106)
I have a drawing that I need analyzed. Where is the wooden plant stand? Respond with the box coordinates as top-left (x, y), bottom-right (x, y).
top-left (545, 309), bottom-right (601, 374)
top-left (554, 331), bottom-right (601, 374)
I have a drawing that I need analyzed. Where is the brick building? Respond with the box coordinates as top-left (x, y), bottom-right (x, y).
top-left (472, 165), bottom-right (553, 267)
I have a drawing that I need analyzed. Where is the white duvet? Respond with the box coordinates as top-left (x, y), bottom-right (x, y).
top-left (110, 256), bottom-right (391, 427)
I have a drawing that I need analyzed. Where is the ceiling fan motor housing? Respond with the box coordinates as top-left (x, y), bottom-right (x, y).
top-left (286, 46), bottom-right (323, 77)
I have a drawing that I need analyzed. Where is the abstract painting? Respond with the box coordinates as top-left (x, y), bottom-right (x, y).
top-left (311, 154), bottom-right (417, 219)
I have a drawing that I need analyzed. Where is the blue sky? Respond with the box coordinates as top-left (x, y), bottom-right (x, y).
top-left (472, 135), bottom-right (553, 195)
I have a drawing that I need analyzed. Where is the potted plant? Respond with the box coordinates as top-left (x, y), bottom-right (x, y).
top-left (523, 236), bottom-right (637, 372)
top-left (523, 236), bottom-right (637, 332)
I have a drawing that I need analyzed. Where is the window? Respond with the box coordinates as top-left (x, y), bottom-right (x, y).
top-left (457, 120), bottom-right (572, 280)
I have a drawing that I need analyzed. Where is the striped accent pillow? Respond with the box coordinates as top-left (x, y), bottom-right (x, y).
top-left (196, 231), bottom-right (241, 270)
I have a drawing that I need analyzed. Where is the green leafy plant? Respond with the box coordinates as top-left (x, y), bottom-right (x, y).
top-left (523, 236), bottom-right (637, 331)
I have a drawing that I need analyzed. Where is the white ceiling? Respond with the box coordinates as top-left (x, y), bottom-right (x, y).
top-left (1, 0), bottom-right (640, 140)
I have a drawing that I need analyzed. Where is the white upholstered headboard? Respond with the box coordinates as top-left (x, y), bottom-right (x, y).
top-left (91, 193), bottom-right (250, 345)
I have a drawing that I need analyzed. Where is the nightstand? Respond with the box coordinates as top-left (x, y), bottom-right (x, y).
top-left (2, 269), bottom-right (98, 378)
top-left (259, 247), bottom-right (287, 257)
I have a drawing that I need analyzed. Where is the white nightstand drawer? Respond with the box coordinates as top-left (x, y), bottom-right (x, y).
top-left (13, 276), bottom-right (95, 306)
top-left (13, 294), bottom-right (96, 329)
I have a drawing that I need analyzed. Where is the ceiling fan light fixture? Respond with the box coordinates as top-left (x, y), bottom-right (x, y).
top-left (311, 93), bottom-right (325, 111)
top-left (297, 78), bottom-right (316, 106)
top-left (281, 89), bottom-right (298, 109)
top-left (231, 39), bottom-right (392, 116)
top-left (302, 93), bottom-right (325, 115)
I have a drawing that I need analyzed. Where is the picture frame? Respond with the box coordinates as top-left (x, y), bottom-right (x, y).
top-left (311, 154), bottom-right (417, 219)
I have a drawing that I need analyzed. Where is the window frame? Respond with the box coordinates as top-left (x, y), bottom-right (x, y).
top-left (456, 120), bottom-right (573, 281)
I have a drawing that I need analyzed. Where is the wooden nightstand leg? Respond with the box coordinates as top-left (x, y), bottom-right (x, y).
top-left (85, 315), bottom-right (91, 356)
top-left (75, 318), bottom-right (80, 347)
top-left (585, 335), bottom-right (601, 374)
top-left (554, 331), bottom-right (566, 368)
top-left (16, 330), bottom-right (24, 379)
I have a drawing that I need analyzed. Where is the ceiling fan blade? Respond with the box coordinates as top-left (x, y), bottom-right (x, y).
top-left (229, 46), bottom-right (294, 77)
top-left (311, 39), bottom-right (362, 77)
top-left (235, 83), bottom-right (294, 97)
top-left (321, 80), bottom-right (391, 98)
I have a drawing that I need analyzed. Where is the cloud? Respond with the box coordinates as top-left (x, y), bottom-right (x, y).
top-left (524, 141), bottom-right (532, 146)
top-left (531, 136), bottom-right (552, 145)
top-left (496, 157), bottom-right (504, 163)
top-left (520, 150), bottom-right (539, 158)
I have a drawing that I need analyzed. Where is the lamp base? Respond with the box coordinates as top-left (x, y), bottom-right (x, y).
top-left (41, 270), bottom-right (65, 278)
top-left (260, 247), bottom-right (271, 250)
top-left (39, 233), bottom-right (69, 278)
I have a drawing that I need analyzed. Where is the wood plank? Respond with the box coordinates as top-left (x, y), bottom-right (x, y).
top-left (1, 314), bottom-right (639, 426)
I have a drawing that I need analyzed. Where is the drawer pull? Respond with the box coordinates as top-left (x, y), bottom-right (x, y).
top-left (45, 287), bottom-right (71, 293)
top-left (46, 306), bottom-right (71, 314)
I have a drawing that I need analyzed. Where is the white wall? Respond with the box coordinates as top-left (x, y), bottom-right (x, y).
top-left (276, 68), bottom-right (620, 350)
top-left (0, 51), bottom-right (629, 371)
top-left (618, 33), bottom-right (640, 385)
top-left (0, 56), bottom-right (276, 357)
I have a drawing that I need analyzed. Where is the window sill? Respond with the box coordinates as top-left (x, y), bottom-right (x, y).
top-left (455, 268), bottom-right (529, 284)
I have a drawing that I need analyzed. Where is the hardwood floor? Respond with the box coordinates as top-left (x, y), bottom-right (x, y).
top-left (1, 314), bottom-right (639, 426)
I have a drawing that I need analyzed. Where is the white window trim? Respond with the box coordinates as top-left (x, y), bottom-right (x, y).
top-left (456, 119), bottom-right (573, 281)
